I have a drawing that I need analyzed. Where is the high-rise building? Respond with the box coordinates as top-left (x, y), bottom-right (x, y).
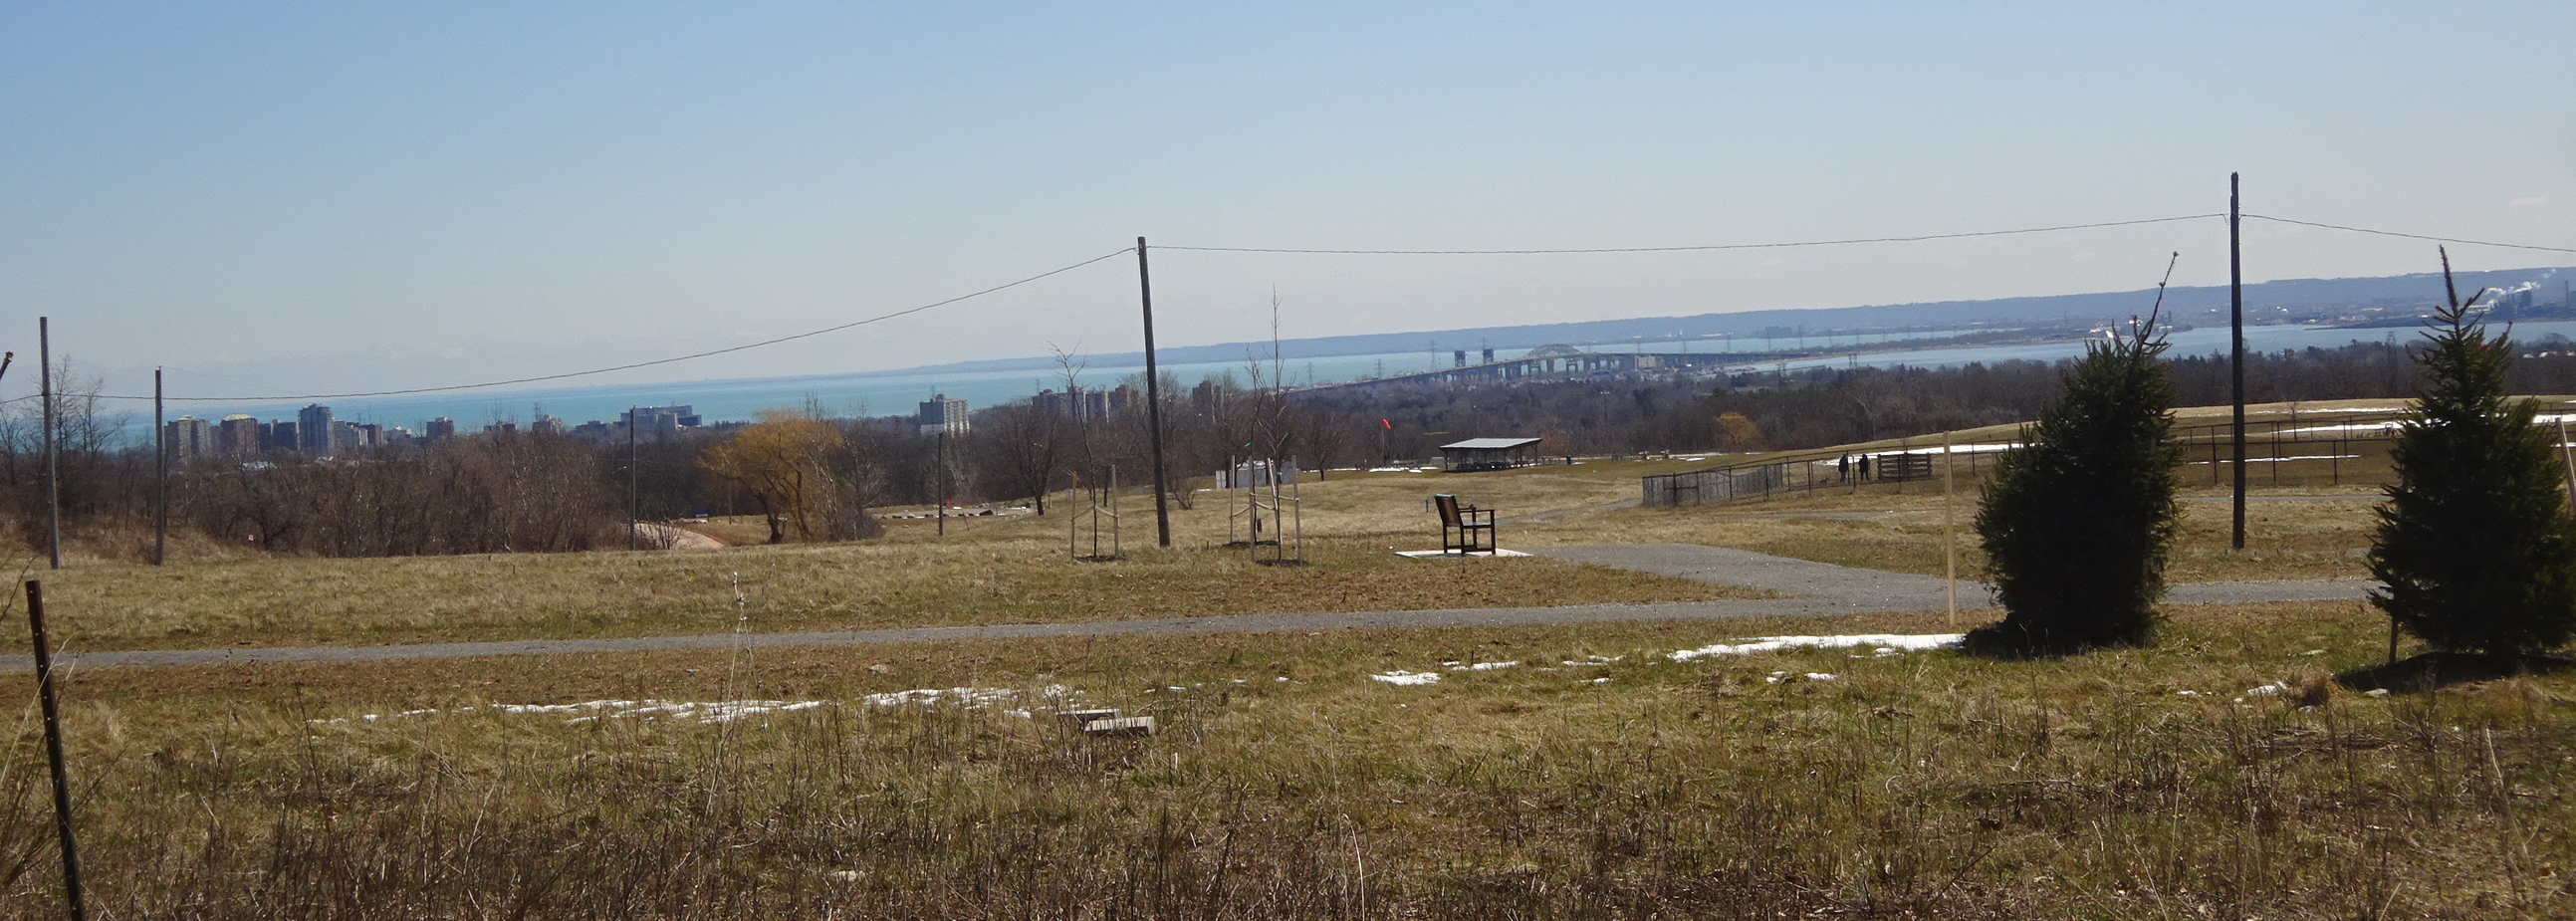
top-left (424, 417), bottom-right (457, 441)
top-left (619, 405), bottom-right (701, 439)
top-left (917, 394), bottom-right (969, 436)
top-left (163, 416), bottom-right (213, 463)
top-left (218, 414), bottom-right (261, 458)
top-left (297, 404), bottom-right (335, 455)
top-left (265, 420), bottom-right (298, 453)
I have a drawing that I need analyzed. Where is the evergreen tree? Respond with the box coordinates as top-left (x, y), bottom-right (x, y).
top-left (2367, 251), bottom-right (2576, 656)
top-left (1971, 311), bottom-right (2182, 654)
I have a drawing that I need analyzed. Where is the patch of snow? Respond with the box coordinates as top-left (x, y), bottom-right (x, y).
top-left (1371, 671), bottom-right (1442, 686)
top-left (2186, 454), bottom-right (2361, 465)
top-left (1804, 673), bottom-right (1838, 681)
top-left (490, 698), bottom-right (830, 724)
top-left (1456, 661), bottom-right (1519, 671)
top-left (1669, 633), bottom-right (1964, 661)
top-left (2232, 681), bottom-right (2291, 704)
top-left (860, 686), bottom-right (1069, 711)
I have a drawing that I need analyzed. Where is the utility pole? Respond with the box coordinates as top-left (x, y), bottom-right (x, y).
top-left (154, 368), bottom-right (166, 566)
top-left (627, 406), bottom-right (639, 551)
top-left (936, 429), bottom-right (948, 537)
top-left (41, 318), bottom-right (60, 570)
top-left (1136, 237), bottom-right (1172, 548)
top-left (2229, 173), bottom-right (2247, 551)
top-left (1943, 429), bottom-right (1957, 630)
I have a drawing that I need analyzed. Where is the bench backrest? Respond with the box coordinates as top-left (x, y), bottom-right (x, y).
top-left (1433, 493), bottom-right (1463, 526)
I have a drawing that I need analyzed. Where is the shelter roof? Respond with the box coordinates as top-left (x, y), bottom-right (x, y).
top-left (1440, 437), bottom-right (1543, 451)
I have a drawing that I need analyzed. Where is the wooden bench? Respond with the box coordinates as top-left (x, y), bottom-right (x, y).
top-left (1433, 494), bottom-right (1498, 556)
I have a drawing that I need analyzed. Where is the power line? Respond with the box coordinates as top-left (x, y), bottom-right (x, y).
top-left (1152, 214), bottom-right (2225, 255)
top-left (49, 211), bottom-right (2576, 408)
top-left (103, 248), bottom-right (1134, 403)
top-left (2243, 214), bottom-right (2576, 255)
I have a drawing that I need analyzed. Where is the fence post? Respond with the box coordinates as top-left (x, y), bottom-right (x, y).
top-left (26, 579), bottom-right (87, 921)
top-left (2271, 419), bottom-right (2281, 487)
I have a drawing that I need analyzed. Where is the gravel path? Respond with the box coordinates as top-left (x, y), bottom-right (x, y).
top-left (36, 544), bottom-right (2375, 670)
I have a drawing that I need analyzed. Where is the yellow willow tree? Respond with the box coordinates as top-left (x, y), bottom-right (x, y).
top-left (700, 409), bottom-right (849, 544)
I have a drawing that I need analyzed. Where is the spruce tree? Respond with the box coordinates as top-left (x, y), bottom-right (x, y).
top-left (1970, 311), bottom-right (2182, 654)
top-left (2366, 251), bottom-right (2576, 656)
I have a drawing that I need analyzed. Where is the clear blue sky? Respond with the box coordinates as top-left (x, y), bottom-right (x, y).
top-left (3, 2), bottom-right (2569, 401)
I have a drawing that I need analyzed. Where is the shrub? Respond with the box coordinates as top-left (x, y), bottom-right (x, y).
top-left (2366, 253), bottom-right (2576, 656)
top-left (1970, 316), bottom-right (2182, 654)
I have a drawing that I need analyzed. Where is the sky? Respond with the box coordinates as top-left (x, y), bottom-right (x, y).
top-left (3, 2), bottom-right (2570, 406)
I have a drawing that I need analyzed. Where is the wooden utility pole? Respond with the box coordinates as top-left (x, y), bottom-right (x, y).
top-left (627, 406), bottom-right (639, 551)
top-left (154, 368), bottom-right (166, 567)
top-left (1136, 237), bottom-right (1172, 548)
top-left (1943, 429), bottom-right (1957, 629)
top-left (26, 580), bottom-right (88, 921)
top-left (41, 318), bottom-right (60, 570)
top-left (2229, 173), bottom-right (2247, 551)
top-left (936, 430), bottom-right (948, 537)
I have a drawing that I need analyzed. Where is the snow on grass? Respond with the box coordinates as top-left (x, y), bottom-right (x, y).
top-left (1760, 670), bottom-right (1838, 684)
top-left (2233, 681), bottom-right (2291, 704)
top-left (1669, 633), bottom-right (1963, 662)
top-left (2185, 454), bottom-right (2361, 465)
top-left (1370, 671), bottom-right (1442, 686)
top-left (561, 700), bottom-right (827, 724)
top-left (311, 686), bottom-right (1070, 727)
top-left (859, 686), bottom-right (1075, 716)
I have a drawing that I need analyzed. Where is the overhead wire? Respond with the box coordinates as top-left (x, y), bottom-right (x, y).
top-left (29, 211), bottom-right (2572, 408)
top-left (92, 247), bottom-right (1136, 403)
top-left (1149, 214), bottom-right (2225, 255)
top-left (2242, 214), bottom-right (2576, 255)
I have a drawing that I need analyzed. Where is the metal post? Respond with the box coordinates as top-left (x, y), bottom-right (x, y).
top-left (154, 368), bottom-right (166, 567)
top-left (41, 319), bottom-right (60, 571)
top-left (27, 580), bottom-right (89, 921)
top-left (2230, 173), bottom-right (2247, 551)
top-left (1136, 238), bottom-right (1172, 548)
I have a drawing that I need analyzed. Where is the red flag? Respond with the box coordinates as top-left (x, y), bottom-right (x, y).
top-left (1380, 419), bottom-right (1392, 429)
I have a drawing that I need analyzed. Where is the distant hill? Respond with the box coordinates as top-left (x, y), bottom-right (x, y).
top-left (871, 266), bottom-right (2573, 376)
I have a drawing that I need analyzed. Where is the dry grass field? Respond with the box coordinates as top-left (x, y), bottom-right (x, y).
top-left (4, 601), bottom-right (2569, 919)
top-left (2, 400), bottom-right (2572, 918)
top-left (8, 407), bottom-right (2402, 655)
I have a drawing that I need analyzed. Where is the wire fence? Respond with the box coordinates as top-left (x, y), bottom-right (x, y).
top-left (1639, 407), bottom-right (2492, 507)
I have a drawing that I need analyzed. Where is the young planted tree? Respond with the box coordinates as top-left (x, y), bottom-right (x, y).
top-left (2366, 251), bottom-right (2576, 656)
top-left (1971, 299), bottom-right (2183, 655)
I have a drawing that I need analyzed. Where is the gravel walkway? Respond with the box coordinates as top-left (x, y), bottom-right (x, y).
top-left (36, 544), bottom-right (2375, 670)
